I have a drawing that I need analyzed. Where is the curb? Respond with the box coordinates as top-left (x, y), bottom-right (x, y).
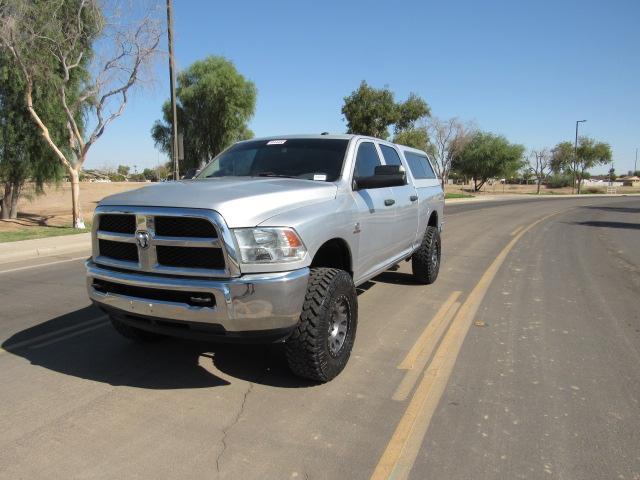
top-left (445, 193), bottom-right (640, 204)
top-left (0, 233), bottom-right (91, 265)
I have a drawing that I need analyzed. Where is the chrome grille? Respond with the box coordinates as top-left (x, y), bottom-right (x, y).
top-left (156, 245), bottom-right (225, 269)
top-left (92, 207), bottom-right (238, 278)
top-left (154, 216), bottom-right (217, 238)
top-left (99, 239), bottom-right (138, 262)
top-left (99, 214), bottom-right (136, 234)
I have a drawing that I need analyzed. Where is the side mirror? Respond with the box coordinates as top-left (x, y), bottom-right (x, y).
top-left (355, 164), bottom-right (406, 190)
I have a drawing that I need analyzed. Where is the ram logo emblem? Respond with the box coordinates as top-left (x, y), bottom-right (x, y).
top-left (135, 231), bottom-right (150, 250)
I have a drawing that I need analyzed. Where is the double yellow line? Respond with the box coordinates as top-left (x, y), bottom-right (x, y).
top-left (371, 212), bottom-right (560, 480)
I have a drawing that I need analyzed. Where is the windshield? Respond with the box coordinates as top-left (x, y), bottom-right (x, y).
top-left (197, 138), bottom-right (349, 182)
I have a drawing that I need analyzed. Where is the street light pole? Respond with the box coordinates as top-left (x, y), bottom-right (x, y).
top-left (573, 120), bottom-right (586, 194)
top-left (166, 0), bottom-right (179, 181)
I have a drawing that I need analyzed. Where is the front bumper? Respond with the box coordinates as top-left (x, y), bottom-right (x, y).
top-left (86, 260), bottom-right (309, 335)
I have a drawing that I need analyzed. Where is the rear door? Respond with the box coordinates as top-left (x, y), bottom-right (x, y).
top-left (401, 149), bottom-right (443, 249)
top-left (378, 143), bottom-right (420, 254)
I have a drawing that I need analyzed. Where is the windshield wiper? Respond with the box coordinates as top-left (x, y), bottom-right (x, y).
top-left (255, 172), bottom-right (297, 178)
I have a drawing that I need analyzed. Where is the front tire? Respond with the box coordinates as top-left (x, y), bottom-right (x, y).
top-left (412, 226), bottom-right (441, 284)
top-left (285, 268), bottom-right (358, 382)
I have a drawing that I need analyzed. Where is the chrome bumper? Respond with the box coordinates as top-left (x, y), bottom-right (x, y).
top-left (86, 260), bottom-right (309, 332)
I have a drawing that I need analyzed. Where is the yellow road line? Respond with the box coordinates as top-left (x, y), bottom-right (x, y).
top-left (397, 291), bottom-right (461, 371)
top-left (371, 211), bottom-right (560, 480)
top-left (393, 300), bottom-right (461, 402)
top-left (29, 322), bottom-right (109, 349)
top-left (0, 256), bottom-right (88, 275)
top-left (0, 315), bottom-right (108, 354)
top-left (510, 225), bottom-right (524, 236)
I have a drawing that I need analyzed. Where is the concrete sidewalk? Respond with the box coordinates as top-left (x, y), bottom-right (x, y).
top-left (0, 233), bottom-right (90, 265)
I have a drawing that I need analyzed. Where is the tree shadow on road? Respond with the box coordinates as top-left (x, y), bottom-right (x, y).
top-left (2, 305), bottom-right (317, 390)
top-left (581, 205), bottom-right (640, 214)
top-left (572, 220), bottom-right (640, 230)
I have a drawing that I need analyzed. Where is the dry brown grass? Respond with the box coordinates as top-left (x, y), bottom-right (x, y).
top-left (1, 182), bottom-right (145, 232)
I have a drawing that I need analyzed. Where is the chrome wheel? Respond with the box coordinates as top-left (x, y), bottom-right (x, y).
top-left (431, 238), bottom-right (440, 271)
top-left (328, 295), bottom-right (350, 356)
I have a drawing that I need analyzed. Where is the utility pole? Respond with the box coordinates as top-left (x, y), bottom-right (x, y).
top-left (573, 120), bottom-right (586, 194)
top-left (166, 0), bottom-right (179, 180)
top-left (635, 148), bottom-right (638, 174)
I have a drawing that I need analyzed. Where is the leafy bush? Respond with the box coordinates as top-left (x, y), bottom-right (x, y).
top-left (547, 174), bottom-right (572, 188)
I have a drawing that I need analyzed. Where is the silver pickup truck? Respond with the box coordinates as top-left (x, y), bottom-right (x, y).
top-left (86, 134), bottom-right (444, 382)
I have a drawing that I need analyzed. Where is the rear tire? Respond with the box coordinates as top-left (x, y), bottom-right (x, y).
top-left (412, 226), bottom-right (441, 285)
top-left (285, 268), bottom-right (358, 383)
top-left (110, 315), bottom-right (163, 342)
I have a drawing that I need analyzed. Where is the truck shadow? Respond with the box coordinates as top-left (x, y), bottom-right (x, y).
top-left (372, 271), bottom-right (421, 285)
top-left (2, 306), bottom-right (317, 390)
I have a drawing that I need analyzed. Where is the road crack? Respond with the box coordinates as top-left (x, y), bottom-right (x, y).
top-left (214, 346), bottom-right (273, 475)
top-left (215, 380), bottom-right (254, 475)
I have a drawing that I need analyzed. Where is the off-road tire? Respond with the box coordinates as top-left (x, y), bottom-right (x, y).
top-left (285, 268), bottom-right (358, 383)
top-left (412, 225), bottom-right (441, 285)
top-left (109, 315), bottom-right (163, 342)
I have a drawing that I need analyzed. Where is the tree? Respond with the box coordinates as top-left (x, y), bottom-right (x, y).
top-left (142, 167), bottom-right (156, 181)
top-left (155, 163), bottom-right (169, 181)
top-left (342, 81), bottom-right (430, 139)
top-left (454, 132), bottom-right (525, 191)
top-left (392, 126), bottom-right (429, 151)
top-left (151, 56), bottom-right (257, 172)
top-left (521, 167), bottom-right (535, 185)
top-left (550, 141), bottom-right (573, 174)
top-left (551, 138), bottom-right (612, 193)
top-left (528, 149), bottom-right (551, 194)
top-left (117, 164), bottom-right (130, 177)
top-left (0, 51), bottom-right (67, 219)
top-left (423, 117), bottom-right (474, 189)
top-left (0, 0), bottom-right (161, 227)
top-left (575, 137), bottom-right (612, 193)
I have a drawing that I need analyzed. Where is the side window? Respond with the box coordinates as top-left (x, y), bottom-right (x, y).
top-left (404, 151), bottom-right (436, 179)
top-left (353, 142), bottom-right (381, 178)
top-left (379, 144), bottom-right (402, 166)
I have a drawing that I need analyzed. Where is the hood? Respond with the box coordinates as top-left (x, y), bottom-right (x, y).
top-left (99, 177), bottom-right (338, 227)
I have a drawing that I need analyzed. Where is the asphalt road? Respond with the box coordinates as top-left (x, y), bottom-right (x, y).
top-left (0, 196), bottom-right (638, 479)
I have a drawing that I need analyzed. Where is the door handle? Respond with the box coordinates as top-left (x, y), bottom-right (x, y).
top-left (384, 199), bottom-right (395, 206)
top-left (410, 195), bottom-right (418, 202)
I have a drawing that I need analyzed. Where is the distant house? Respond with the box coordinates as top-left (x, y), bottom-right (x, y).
top-left (619, 176), bottom-right (640, 187)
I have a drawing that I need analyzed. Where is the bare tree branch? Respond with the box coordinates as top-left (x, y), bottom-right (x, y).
top-left (426, 117), bottom-right (475, 188)
top-left (529, 149), bottom-right (551, 194)
top-left (0, 0), bottom-right (162, 227)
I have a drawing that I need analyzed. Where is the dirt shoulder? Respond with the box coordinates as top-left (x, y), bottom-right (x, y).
top-left (1, 182), bottom-right (146, 233)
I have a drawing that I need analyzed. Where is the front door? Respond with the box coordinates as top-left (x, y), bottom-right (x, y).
top-left (378, 143), bottom-right (420, 254)
top-left (350, 141), bottom-right (398, 281)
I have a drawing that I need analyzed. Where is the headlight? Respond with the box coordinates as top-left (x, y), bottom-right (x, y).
top-left (233, 227), bottom-right (307, 264)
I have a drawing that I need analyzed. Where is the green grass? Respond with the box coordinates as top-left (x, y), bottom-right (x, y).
top-left (0, 224), bottom-right (90, 243)
top-left (445, 192), bottom-right (475, 199)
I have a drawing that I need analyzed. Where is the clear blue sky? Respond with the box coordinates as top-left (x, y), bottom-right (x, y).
top-left (86, 0), bottom-right (640, 175)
